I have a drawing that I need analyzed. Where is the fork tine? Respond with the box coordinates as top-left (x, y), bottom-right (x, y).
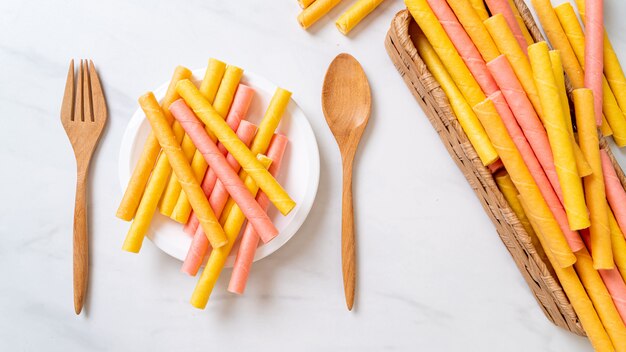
top-left (61, 59), bottom-right (75, 123)
top-left (82, 59), bottom-right (93, 122)
top-left (74, 60), bottom-right (84, 122)
top-left (88, 60), bottom-right (106, 122)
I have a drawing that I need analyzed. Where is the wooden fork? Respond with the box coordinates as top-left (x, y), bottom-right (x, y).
top-left (60, 59), bottom-right (107, 314)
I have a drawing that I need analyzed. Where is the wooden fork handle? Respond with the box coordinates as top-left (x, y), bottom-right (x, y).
top-left (73, 164), bottom-right (89, 314)
top-left (341, 154), bottom-right (356, 311)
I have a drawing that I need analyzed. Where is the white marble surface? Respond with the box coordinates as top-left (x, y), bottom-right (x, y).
top-left (2, 0), bottom-right (626, 350)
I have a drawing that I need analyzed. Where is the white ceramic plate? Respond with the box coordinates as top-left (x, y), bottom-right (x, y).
top-left (119, 69), bottom-right (320, 267)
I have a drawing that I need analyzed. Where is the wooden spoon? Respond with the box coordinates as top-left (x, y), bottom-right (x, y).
top-left (322, 53), bottom-right (371, 311)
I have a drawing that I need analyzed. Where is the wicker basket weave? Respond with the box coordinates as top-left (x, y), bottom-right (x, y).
top-left (386, 2), bottom-right (626, 337)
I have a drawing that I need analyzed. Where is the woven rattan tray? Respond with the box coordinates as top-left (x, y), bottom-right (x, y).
top-left (386, 2), bottom-right (626, 337)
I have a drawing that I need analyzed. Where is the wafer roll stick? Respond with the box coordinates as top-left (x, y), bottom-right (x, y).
top-left (583, 228), bottom-right (626, 325)
top-left (176, 80), bottom-right (295, 215)
top-left (584, 0), bottom-right (604, 126)
top-left (609, 210), bottom-right (626, 283)
top-left (529, 42), bottom-right (590, 231)
top-left (577, 0), bottom-right (626, 124)
top-left (137, 93), bottom-right (227, 249)
top-left (555, 3), bottom-right (626, 147)
top-left (336, 0), bottom-right (386, 35)
top-left (507, 0), bottom-right (534, 45)
top-left (601, 150), bottom-right (626, 234)
top-left (487, 55), bottom-right (563, 202)
top-left (446, 0), bottom-right (500, 62)
top-left (520, 197), bottom-right (614, 352)
top-left (473, 98), bottom-right (576, 267)
top-left (416, 32), bottom-right (498, 165)
top-left (484, 0), bottom-right (528, 53)
top-left (122, 111), bottom-right (187, 253)
top-left (181, 121), bottom-right (257, 276)
top-left (494, 171), bottom-right (542, 260)
top-left (550, 50), bottom-right (593, 177)
top-left (297, 0), bottom-right (342, 29)
top-left (575, 91), bottom-right (612, 270)
top-left (468, 0), bottom-right (489, 21)
top-left (574, 89), bottom-right (612, 269)
top-left (531, 0), bottom-right (584, 87)
top-left (184, 85), bottom-right (255, 235)
top-left (427, 0), bottom-right (499, 95)
top-left (485, 15), bottom-right (541, 114)
top-left (173, 82), bottom-right (251, 226)
top-left (299, 0), bottom-right (316, 9)
top-left (116, 66), bottom-right (192, 221)
top-left (228, 134), bottom-right (289, 294)
top-left (406, 0), bottom-right (486, 106)
top-left (491, 92), bottom-right (583, 250)
top-left (167, 65), bottom-right (243, 222)
top-left (190, 155), bottom-right (273, 309)
top-left (171, 100), bottom-right (278, 243)
top-left (159, 60), bottom-right (227, 217)
top-left (574, 244), bottom-right (626, 349)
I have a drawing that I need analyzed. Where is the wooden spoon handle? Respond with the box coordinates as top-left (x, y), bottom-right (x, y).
top-left (341, 156), bottom-right (356, 311)
top-left (73, 165), bottom-right (89, 314)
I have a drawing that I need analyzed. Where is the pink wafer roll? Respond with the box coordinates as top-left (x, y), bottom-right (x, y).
top-left (585, 0), bottom-right (604, 126)
top-left (183, 120), bottom-right (257, 236)
top-left (181, 121), bottom-right (258, 275)
top-left (426, 0), bottom-right (498, 95)
top-left (170, 100), bottom-right (278, 239)
top-left (228, 134), bottom-right (288, 294)
top-left (209, 121), bottom-right (259, 221)
top-left (601, 150), bottom-right (626, 235)
top-left (490, 91), bottom-right (584, 251)
top-left (183, 85), bottom-right (255, 234)
top-left (582, 230), bottom-right (626, 325)
top-left (487, 55), bottom-right (563, 203)
top-left (484, 0), bottom-right (529, 55)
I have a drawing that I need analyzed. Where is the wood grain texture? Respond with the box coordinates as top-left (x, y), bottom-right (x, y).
top-left (60, 59), bottom-right (107, 314)
top-left (322, 53), bottom-right (371, 311)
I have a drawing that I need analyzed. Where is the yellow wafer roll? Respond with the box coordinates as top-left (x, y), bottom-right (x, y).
top-left (602, 115), bottom-right (614, 136)
top-left (416, 32), bottom-right (498, 166)
top-left (160, 60), bottom-right (229, 217)
top-left (406, 0), bottom-right (486, 106)
top-left (116, 66), bottom-right (192, 221)
top-left (609, 209), bottom-right (626, 283)
top-left (576, 0), bottom-right (626, 120)
top-left (494, 172), bottom-right (539, 247)
top-left (251, 88), bottom-right (291, 155)
top-left (176, 80), bottom-right (296, 215)
top-left (190, 155), bottom-right (272, 309)
top-left (170, 65), bottom-right (243, 223)
top-left (529, 42), bottom-right (589, 231)
top-left (468, 0), bottom-right (489, 21)
top-left (485, 15), bottom-right (541, 114)
top-left (297, 0), bottom-right (342, 29)
top-left (136, 93), bottom-right (227, 249)
top-left (299, 0), bottom-right (316, 9)
top-left (473, 98), bottom-right (576, 267)
top-left (549, 51), bottom-right (593, 177)
top-left (554, 3), bottom-right (626, 147)
top-left (446, 0), bottom-right (500, 62)
top-left (335, 0), bottom-right (385, 35)
top-left (574, 248), bottom-right (626, 349)
top-left (574, 88), bottom-right (613, 269)
top-left (507, 0), bottom-right (534, 45)
top-left (520, 196), bottom-right (614, 351)
top-left (531, 0), bottom-right (584, 87)
top-left (122, 115), bottom-right (187, 253)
